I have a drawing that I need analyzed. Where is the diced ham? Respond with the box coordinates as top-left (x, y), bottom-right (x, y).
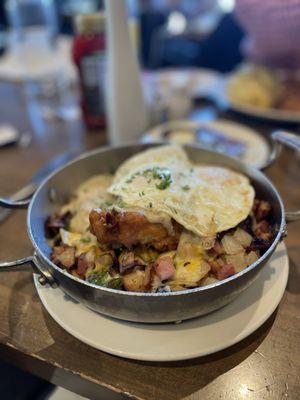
top-left (45, 212), bottom-right (71, 238)
top-left (122, 252), bottom-right (135, 266)
top-left (212, 241), bottom-right (225, 255)
top-left (208, 259), bottom-right (220, 274)
top-left (119, 251), bottom-right (145, 274)
top-left (253, 200), bottom-right (271, 221)
top-left (77, 254), bottom-right (94, 276)
top-left (216, 263), bottom-right (235, 280)
top-left (155, 256), bottom-right (175, 281)
top-left (254, 220), bottom-right (272, 241)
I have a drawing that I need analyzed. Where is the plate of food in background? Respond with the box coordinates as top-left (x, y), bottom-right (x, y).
top-left (141, 119), bottom-right (272, 169)
top-left (143, 68), bottom-right (221, 98)
top-left (218, 64), bottom-right (300, 123)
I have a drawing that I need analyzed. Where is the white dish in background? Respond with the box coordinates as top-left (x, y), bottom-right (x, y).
top-left (34, 243), bottom-right (288, 362)
top-left (225, 101), bottom-right (300, 124)
top-left (142, 69), bottom-right (222, 123)
top-left (0, 35), bottom-right (76, 83)
top-left (215, 77), bottom-right (300, 124)
top-left (143, 68), bottom-right (222, 98)
top-left (142, 119), bottom-right (271, 169)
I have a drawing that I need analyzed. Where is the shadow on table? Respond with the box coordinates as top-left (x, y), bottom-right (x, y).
top-left (5, 259), bottom-right (279, 400)
top-left (39, 305), bottom-right (277, 400)
top-left (135, 308), bottom-right (277, 368)
top-left (286, 255), bottom-right (300, 295)
top-left (122, 310), bottom-right (278, 399)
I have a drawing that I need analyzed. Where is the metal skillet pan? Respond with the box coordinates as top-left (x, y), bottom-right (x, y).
top-left (0, 131), bottom-right (299, 323)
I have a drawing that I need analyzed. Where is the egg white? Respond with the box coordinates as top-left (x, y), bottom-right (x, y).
top-left (108, 145), bottom-right (254, 237)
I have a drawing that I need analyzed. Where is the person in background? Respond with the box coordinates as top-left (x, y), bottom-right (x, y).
top-left (234, 0), bottom-right (300, 69)
top-left (139, 0), bottom-right (244, 71)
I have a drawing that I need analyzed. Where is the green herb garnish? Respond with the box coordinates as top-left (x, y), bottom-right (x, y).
top-left (80, 237), bottom-right (91, 243)
top-left (115, 198), bottom-right (126, 208)
top-left (156, 176), bottom-right (171, 190)
top-left (182, 185), bottom-right (190, 191)
top-left (126, 167), bottom-right (172, 190)
top-left (88, 271), bottom-right (122, 289)
top-left (107, 277), bottom-right (122, 289)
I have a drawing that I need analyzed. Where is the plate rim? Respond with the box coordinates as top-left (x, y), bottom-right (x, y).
top-left (141, 118), bottom-right (271, 169)
top-left (218, 76), bottom-right (300, 123)
top-left (34, 243), bottom-right (289, 362)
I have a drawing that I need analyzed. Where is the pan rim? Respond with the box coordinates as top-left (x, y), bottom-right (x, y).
top-left (27, 143), bottom-right (286, 297)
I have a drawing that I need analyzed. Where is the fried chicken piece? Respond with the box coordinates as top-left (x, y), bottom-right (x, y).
top-left (89, 208), bottom-right (182, 251)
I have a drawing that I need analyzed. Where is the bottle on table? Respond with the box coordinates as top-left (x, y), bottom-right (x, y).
top-left (72, 13), bottom-right (106, 130)
top-left (105, 0), bottom-right (149, 144)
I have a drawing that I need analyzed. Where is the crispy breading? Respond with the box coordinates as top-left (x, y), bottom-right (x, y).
top-left (89, 208), bottom-right (181, 251)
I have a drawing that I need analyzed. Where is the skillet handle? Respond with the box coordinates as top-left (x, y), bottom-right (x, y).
top-left (0, 253), bottom-right (55, 286)
top-left (267, 130), bottom-right (300, 223)
top-left (286, 211), bottom-right (300, 223)
top-left (272, 130), bottom-right (300, 151)
top-left (262, 130), bottom-right (300, 170)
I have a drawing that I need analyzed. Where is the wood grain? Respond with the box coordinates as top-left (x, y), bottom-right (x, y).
top-left (0, 83), bottom-right (299, 399)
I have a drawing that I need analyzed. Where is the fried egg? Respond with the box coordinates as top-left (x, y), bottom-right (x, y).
top-left (59, 228), bottom-right (97, 256)
top-left (108, 145), bottom-right (255, 237)
top-left (61, 175), bottom-right (114, 233)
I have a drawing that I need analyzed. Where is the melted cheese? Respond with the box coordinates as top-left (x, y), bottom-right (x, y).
top-left (61, 174), bottom-right (114, 233)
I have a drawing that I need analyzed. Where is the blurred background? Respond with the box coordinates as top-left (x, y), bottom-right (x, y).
top-left (0, 0), bottom-right (242, 71)
top-left (0, 1), bottom-right (299, 399)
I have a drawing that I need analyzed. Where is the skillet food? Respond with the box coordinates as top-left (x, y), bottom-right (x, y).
top-left (46, 146), bottom-right (274, 293)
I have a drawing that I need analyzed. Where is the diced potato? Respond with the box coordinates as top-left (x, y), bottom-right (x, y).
top-left (233, 228), bottom-right (253, 248)
top-left (158, 250), bottom-right (176, 260)
top-left (135, 248), bottom-right (159, 263)
top-left (176, 231), bottom-right (214, 259)
top-left (168, 281), bottom-right (186, 291)
top-left (96, 252), bottom-right (114, 267)
top-left (173, 259), bottom-right (211, 287)
top-left (246, 251), bottom-right (259, 266)
top-left (122, 270), bottom-right (147, 292)
top-left (221, 235), bottom-right (244, 255)
top-left (151, 274), bottom-right (162, 293)
top-left (200, 276), bottom-right (218, 286)
top-left (226, 252), bottom-right (247, 272)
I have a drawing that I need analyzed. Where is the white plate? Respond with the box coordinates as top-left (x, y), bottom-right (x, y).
top-left (227, 101), bottom-right (300, 124)
top-left (142, 119), bottom-right (271, 169)
top-left (143, 68), bottom-right (221, 99)
top-left (215, 78), bottom-right (300, 124)
top-left (34, 243), bottom-right (288, 362)
top-left (0, 36), bottom-right (76, 83)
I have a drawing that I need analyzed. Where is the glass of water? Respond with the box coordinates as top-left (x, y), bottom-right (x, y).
top-left (5, 0), bottom-right (79, 122)
top-left (6, 0), bottom-right (58, 61)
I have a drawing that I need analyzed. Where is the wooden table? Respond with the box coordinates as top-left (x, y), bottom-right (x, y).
top-left (0, 82), bottom-right (299, 400)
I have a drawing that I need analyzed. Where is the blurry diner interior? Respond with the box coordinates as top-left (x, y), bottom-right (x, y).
top-left (0, 0), bottom-right (299, 399)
